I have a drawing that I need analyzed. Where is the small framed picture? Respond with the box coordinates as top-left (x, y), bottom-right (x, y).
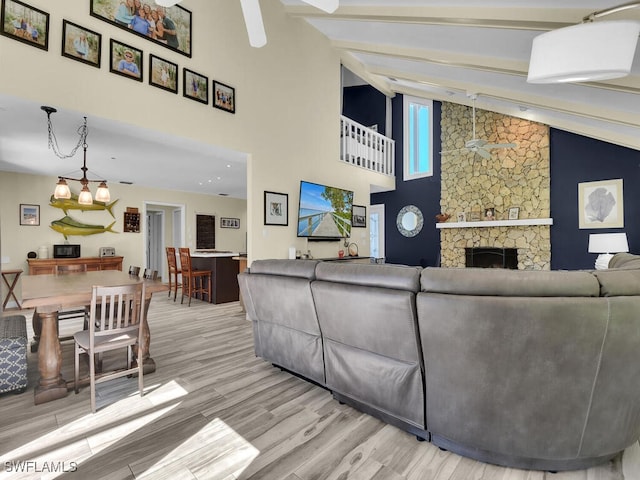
top-left (61, 20), bottom-right (101, 68)
top-left (183, 68), bottom-right (208, 104)
top-left (484, 207), bottom-right (496, 221)
top-left (456, 212), bottom-right (466, 222)
top-left (19, 203), bottom-right (39, 226)
top-left (352, 205), bottom-right (366, 228)
top-left (149, 54), bottom-right (178, 93)
top-left (508, 207), bottom-right (520, 220)
top-left (213, 80), bottom-right (235, 114)
top-left (221, 217), bottom-right (240, 229)
top-left (1, 0), bottom-right (49, 51)
top-left (264, 191), bottom-right (288, 226)
top-left (109, 38), bottom-right (142, 82)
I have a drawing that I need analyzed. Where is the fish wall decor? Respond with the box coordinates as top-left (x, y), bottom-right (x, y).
top-left (50, 215), bottom-right (118, 239)
top-left (49, 194), bottom-right (119, 218)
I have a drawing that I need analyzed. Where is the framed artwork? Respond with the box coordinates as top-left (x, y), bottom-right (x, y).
top-left (61, 20), bottom-right (101, 68)
top-left (89, 0), bottom-right (192, 58)
top-left (264, 191), bottom-right (288, 226)
top-left (149, 54), bottom-right (178, 93)
top-left (484, 207), bottom-right (496, 221)
top-left (579, 179), bottom-right (624, 229)
top-left (352, 205), bottom-right (366, 228)
top-left (19, 203), bottom-right (39, 226)
top-left (183, 68), bottom-right (208, 104)
top-left (456, 212), bottom-right (466, 222)
top-left (213, 80), bottom-right (235, 114)
top-left (1, 0), bottom-right (49, 51)
top-left (221, 217), bottom-right (240, 229)
top-left (109, 38), bottom-right (142, 82)
top-left (508, 207), bottom-right (520, 220)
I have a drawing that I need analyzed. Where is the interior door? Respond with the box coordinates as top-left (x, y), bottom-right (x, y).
top-left (370, 204), bottom-right (385, 262)
top-left (146, 210), bottom-right (164, 275)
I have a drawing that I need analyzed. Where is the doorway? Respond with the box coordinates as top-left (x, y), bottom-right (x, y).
top-left (143, 201), bottom-right (185, 281)
top-left (370, 204), bottom-right (385, 262)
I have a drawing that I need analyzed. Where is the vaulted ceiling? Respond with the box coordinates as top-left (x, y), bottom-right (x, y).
top-left (284, 0), bottom-right (640, 151)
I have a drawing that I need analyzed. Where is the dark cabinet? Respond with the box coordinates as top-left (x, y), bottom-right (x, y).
top-left (190, 255), bottom-right (239, 304)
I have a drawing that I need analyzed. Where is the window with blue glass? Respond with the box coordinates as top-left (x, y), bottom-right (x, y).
top-left (403, 96), bottom-right (433, 180)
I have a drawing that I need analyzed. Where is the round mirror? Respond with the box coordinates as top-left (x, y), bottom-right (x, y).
top-left (397, 205), bottom-right (424, 237)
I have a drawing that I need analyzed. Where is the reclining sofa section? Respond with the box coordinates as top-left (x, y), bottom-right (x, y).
top-left (238, 257), bottom-right (640, 471)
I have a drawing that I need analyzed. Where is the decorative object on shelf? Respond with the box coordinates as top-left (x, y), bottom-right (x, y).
top-left (19, 204), bottom-right (39, 226)
top-left (508, 206), bottom-right (520, 220)
top-left (90, 0), bottom-right (192, 57)
top-left (149, 54), bottom-right (178, 94)
top-left (109, 38), bottom-right (143, 82)
top-left (42, 106), bottom-right (110, 206)
top-left (183, 68), bottom-right (209, 104)
top-left (396, 205), bottom-right (424, 237)
top-left (456, 212), bottom-right (466, 222)
top-left (61, 20), bottom-right (101, 68)
top-left (123, 207), bottom-right (140, 233)
top-left (220, 217), bottom-right (240, 229)
top-left (484, 207), bottom-right (496, 221)
top-left (578, 179), bottom-right (624, 229)
top-left (264, 191), bottom-right (288, 226)
top-left (0, 0), bottom-right (49, 51)
top-left (528, 3), bottom-right (640, 84)
top-left (352, 205), bottom-right (367, 227)
top-left (588, 232), bottom-right (628, 270)
top-left (347, 243), bottom-right (359, 257)
top-left (435, 213), bottom-right (450, 223)
top-left (338, 249), bottom-right (345, 258)
top-left (213, 80), bottom-right (236, 114)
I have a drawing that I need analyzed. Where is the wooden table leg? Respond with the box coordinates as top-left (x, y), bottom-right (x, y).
top-left (134, 294), bottom-right (156, 374)
top-left (34, 311), bottom-right (67, 405)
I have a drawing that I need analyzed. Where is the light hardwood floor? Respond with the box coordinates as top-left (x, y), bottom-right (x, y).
top-left (0, 295), bottom-right (632, 480)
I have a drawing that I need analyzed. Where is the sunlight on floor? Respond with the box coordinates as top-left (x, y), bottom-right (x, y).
top-left (0, 380), bottom-right (188, 479)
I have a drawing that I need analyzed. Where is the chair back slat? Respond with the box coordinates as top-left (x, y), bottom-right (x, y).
top-left (129, 266), bottom-right (141, 276)
top-left (143, 269), bottom-right (158, 280)
top-left (166, 247), bottom-right (179, 271)
top-left (90, 283), bottom-right (144, 345)
top-left (179, 248), bottom-right (192, 275)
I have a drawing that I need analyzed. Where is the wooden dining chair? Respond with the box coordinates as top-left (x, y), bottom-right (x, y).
top-left (74, 282), bottom-right (147, 413)
top-left (128, 265), bottom-right (141, 277)
top-left (178, 248), bottom-right (212, 306)
top-left (165, 247), bottom-right (181, 301)
top-left (143, 268), bottom-right (158, 280)
top-left (54, 263), bottom-right (90, 339)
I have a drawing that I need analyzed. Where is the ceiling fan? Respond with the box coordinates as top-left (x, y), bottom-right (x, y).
top-left (155, 0), bottom-right (338, 48)
top-left (440, 93), bottom-right (517, 159)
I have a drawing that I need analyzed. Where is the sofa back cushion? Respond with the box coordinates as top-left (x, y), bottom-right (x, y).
top-left (421, 267), bottom-right (600, 297)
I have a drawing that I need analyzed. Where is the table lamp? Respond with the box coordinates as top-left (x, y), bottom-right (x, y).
top-left (588, 233), bottom-right (629, 269)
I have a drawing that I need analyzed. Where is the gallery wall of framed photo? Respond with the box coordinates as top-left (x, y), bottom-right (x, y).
top-left (0, 0), bottom-right (236, 113)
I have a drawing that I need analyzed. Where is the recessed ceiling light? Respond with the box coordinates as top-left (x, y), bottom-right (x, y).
top-left (218, 193), bottom-right (229, 196)
top-left (226, 164), bottom-right (231, 168)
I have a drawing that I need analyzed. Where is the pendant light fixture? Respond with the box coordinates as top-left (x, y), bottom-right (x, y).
top-left (42, 106), bottom-right (110, 205)
top-left (527, 2), bottom-right (640, 84)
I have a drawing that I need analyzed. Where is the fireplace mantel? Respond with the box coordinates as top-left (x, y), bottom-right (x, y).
top-left (436, 218), bottom-right (553, 229)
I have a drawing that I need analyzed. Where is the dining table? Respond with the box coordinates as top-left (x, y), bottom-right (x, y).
top-left (21, 270), bottom-right (168, 405)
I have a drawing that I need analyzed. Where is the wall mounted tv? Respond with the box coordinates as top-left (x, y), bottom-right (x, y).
top-left (297, 180), bottom-right (354, 240)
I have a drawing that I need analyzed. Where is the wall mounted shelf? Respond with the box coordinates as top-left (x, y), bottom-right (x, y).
top-left (436, 218), bottom-right (553, 229)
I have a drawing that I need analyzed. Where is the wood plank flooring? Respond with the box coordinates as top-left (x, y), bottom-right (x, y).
top-left (0, 295), bottom-right (633, 479)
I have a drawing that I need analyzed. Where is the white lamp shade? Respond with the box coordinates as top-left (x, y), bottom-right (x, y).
top-left (588, 233), bottom-right (629, 253)
top-left (527, 20), bottom-right (640, 83)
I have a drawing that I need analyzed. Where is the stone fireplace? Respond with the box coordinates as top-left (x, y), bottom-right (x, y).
top-left (466, 247), bottom-right (517, 269)
top-left (439, 102), bottom-right (551, 270)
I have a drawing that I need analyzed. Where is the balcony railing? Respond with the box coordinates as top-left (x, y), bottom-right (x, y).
top-left (340, 115), bottom-right (395, 176)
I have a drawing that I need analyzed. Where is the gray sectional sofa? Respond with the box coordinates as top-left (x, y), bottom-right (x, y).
top-left (237, 254), bottom-right (640, 471)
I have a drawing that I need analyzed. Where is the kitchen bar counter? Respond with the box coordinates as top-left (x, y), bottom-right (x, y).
top-left (190, 253), bottom-right (241, 304)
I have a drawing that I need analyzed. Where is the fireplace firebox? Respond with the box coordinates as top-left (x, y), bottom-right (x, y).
top-left (465, 247), bottom-right (517, 269)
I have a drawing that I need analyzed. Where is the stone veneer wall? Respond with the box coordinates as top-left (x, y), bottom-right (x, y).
top-left (440, 102), bottom-right (551, 270)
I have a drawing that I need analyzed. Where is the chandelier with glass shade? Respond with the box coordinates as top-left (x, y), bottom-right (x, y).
top-left (42, 106), bottom-right (110, 206)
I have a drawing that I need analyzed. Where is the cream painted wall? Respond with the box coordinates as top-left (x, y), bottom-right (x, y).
top-left (0, 171), bottom-right (247, 275)
top-left (0, 0), bottom-right (394, 265)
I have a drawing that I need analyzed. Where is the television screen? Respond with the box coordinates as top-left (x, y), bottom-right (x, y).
top-left (297, 180), bottom-right (354, 239)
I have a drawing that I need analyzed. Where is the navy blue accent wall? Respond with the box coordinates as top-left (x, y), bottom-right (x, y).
top-left (371, 95), bottom-right (442, 267)
top-left (342, 85), bottom-right (387, 136)
top-left (550, 129), bottom-right (640, 270)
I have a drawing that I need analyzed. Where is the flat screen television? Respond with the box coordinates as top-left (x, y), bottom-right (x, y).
top-left (297, 180), bottom-right (354, 240)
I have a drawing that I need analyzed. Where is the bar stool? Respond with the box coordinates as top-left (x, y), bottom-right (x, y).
top-left (178, 248), bottom-right (212, 306)
top-left (165, 247), bottom-right (181, 301)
